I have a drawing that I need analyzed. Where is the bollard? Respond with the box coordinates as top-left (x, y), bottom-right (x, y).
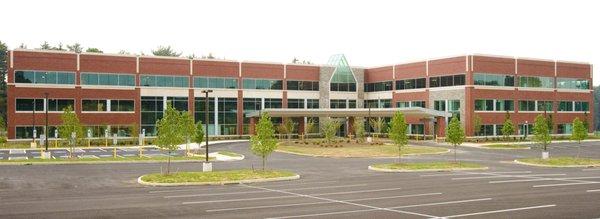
top-left (88, 139), bottom-right (91, 147)
top-left (40, 149), bottom-right (43, 157)
top-left (105, 138), bottom-right (108, 147)
top-left (54, 140), bottom-right (58, 148)
top-left (113, 147), bottom-right (117, 158)
top-left (138, 147), bottom-right (143, 158)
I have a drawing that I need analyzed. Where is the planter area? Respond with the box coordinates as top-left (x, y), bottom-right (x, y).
top-left (138, 169), bottom-right (299, 186)
top-left (277, 139), bottom-right (448, 158)
top-left (369, 162), bottom-right (487, 172)
top-left (515, 157), bottom-right (600, 167)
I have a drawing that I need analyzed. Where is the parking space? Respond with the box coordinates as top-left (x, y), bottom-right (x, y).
top-left (0, 147), bottom-right (178, 160)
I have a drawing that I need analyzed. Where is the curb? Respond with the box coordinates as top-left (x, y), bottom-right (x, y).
top-left (0, 159), bottom-right (214, 166)
top-left (137, 174), bottom-right (300, 186)
top-left (479, 146), bottom-right (531, 150)
top-left (275, 149), bottom-right (450, 158)
top-left (368, 165), bottom-right (488, 173)
top-left (513, 159), bottom-right (600, 168)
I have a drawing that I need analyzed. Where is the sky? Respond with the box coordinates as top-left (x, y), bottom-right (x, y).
top-left (2, 0), bottom-right (599, 84)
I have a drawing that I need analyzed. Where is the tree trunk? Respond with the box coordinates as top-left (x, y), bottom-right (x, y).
top-left (454, 145), bottom-right (457, 164)
top-left (398, 147), bottom-right (401, 164)
top-left (167, 151), bottom-right (171, 175)
top-left (262, 156), bottom-right (266, 171)
top-left (578, 142), bottom-right (581, 159)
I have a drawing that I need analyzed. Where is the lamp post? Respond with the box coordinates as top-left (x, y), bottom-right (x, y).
top-left (201, 90), bottom-right (213, 171)
top-left (44, 92), bottom-right (49, 151)
top-left (525, 120), bottom-right (528, 139)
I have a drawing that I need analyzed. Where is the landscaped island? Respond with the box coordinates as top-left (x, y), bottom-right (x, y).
top-left (515, 157), bottom-right (600, 167)
top-left (481, 144), bottom-right (530, 149)
top-left (369, 162), bottom-right (487, 172)
top-left (138, 169), bottom-right (298, 185)
top-left (277, 140), bottom-right (448, 158)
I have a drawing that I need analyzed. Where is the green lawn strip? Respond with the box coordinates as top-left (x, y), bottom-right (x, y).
top-left (140, 169), bottom-right (296, 184)
top-left (217, 151), bottom-right (243, 157)
top-left (516, 157), bottom-right (600, 167)
top-left (371, 162), bottom-right (485, 170)
top-left (277, 144), bottom-right (447, 157)
top-left (481, 144), bottom-right (530, 149)
top-left (0, 155), bottom-right (213, 164)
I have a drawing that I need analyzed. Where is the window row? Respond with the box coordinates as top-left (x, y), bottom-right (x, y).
top-left (330, 99), bottom-right (357, 109)
top-left (330, 82), bottom-right (357, 92)
top-left (287, 99), bottom-right (319, 109)
top-left (82, 99), bottom-right (135, 112)
top-left (396, 78), bottom-right (426, 90)
top-left (396, 100), bottom-right (425, 108)
top-left (474, 99), bottom-right (589, 112)
top-left (81, 73), bottom-right (135, 86)
top-left (243, 78), bottom-right (283, 90)
top-left (518, 76), bottom-right (554, 88)
top-left (15, 71), bottom-right (75, 85)
top-left (474, 99), bottom-right (514, 111)
top-left (473, 73), bottom-right (515, 86)
top-left (364, 81), bottom-right (393, 92)
top-left (287, 80), bottom-right (319, 91)
top-left (364, 99), bottom-right (392, 108)
top-left (194, 77), bottom-right (238, 89)
top-left (429, 74), bottom-right (466, 87)
top-left (140, 75), bottom-right (189, 87)
top-left (16, 99), bottom-right (75, 112)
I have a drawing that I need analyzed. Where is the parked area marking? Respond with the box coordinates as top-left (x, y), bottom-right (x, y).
top-left (442, 204), bottom-right (556, 218)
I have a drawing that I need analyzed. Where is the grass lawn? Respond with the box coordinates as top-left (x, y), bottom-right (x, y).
top-left (0, 155), bottom-right (214, 164)
top-left (517, 157), bottom-right (600, 167)
top-left (371, 162), bottom-right (486, 171)
top-left (482, 144), bottom-right (530, 149)
top-left (277, 142), bottom-right (447, 158)
top-left (140, 169), bottom-right (296, 184)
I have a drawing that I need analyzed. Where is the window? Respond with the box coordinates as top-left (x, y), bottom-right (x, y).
top-left (518, 76), bottom-right (554, 88)
top-left (574, 101), bottom-right (589, 111)
top-left (141, 96), bottom-right (164, 136)
top-left (477, 124), bottom-right (495, 136)
top-left (519, 124), bottom-right (533, 135)
top-left (167, 97), bottom-right (188, 111)
top-left (329, 55), bottom-right (357, 92)
top-left (15, 126), bottom-right (44, 139)
top-left (473, 73), bottom-right (514, 86)
top-left (141, 75), bottom-right (189, 87)
top-left (264, 98), bottom-right (282, 109)
top-left (411, 101), bottom-right (425, 108)
top-left (287, 80), bottom-right (319, 91)
top-left (396, 101), bottom-right (409, 108)
top-left (82, 100), bottom-right (108, 111)
top-left (556, 78), bottom-right (589, 90)
top-left (558, 101), bottom-right (574, 111)
top-left (217, 98), bottom-right (238, 135)
top-left (518, 100), bottom-right (536, 111)
top-left (307, 99), bottom-right (319, 109)
top-left (242, 78), bottom-right (283, 90)
top-left (396, 78), bottom-right (426, 90)
top-left (495, 100), bottom-right (514, 111)
top-left (16, 99), bottom-right (44, 111)
top-left (110, 100), bottom-right (135, 112)
top-left (48, 99), bottom-right (75, 111)
top-left (364, 99), bottom-right (391, 108)
top-left (434, 100), bottom-right (446, 111)
top-left (330, 99), bottom-right (347, 109)
top-left (14, 71), bottom-right (75, 85)
top-left (429, 74), bottom-right (466, 87)
top-left (194, 76), bottom-right (238, 89)
top-left (287, 99), bottom-right (304, 109)
top-left (81, 73), bottom-right (135, 86)
top-left (243, 98), bottom-right (262, 134)
top-left (475, 99), bottom-right (494, 111)
top-left (410, 124), bottom-right (424, 135)
top-left (537, 101), bottom-right (553, 112)
top-left (364, 81), bottom-right (393, 92)
top-left (557, 124), bottom-right (573, 134)
top-left (348, 100), bottom-right (357, 108)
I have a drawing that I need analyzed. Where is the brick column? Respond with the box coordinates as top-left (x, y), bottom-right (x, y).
top-left (249, 117), bottom-right (256, 135)
top-left (436, 116), bottom-right (446, 137)
top-left (298, 117), bottom-right (305, 135)
top-left (347, 117), bottom-right (355, 136)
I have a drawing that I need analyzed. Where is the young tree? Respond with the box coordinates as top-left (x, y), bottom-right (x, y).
top-left (369, 117), bottom-right (386, 135)
top-left (353, 117), bottom-right (366, 142)
top-left (446, 117), bottom-right (465, 163)
top-left (250, 113), bottom-right (278, 170)
top-left (321, 119), bottom-right (341, 144)
top-left (472, 115), bottom-right (482, 136)
top-left (388, 112), bottom-right (408, 163)
top-left (194, 121), bottom-right (205, 145)
top-left (129, 123), bottom-right (139, 145)
top-left (533, 114), bottom-right (551, 159)
top-left (39, 41), bottom-right (52, 50)
top-left (66, 43), bottom-right (83, 53)
top-left (85, 48), bottom-right (103, 53)
top-left (501, 115), bottom-right (515, 141)
top-left (155, 104), bottom-right (185, 174)
top-left (179, 112), bottom-right (196, 153)
top-left (58, 106), bottom-right (84, 158)
top-left (152, 45), bottom-right (182, 57)
top-left (0, 41), bottom-right (7, 119)
top-left (571, 117), bottom-right (588, 158)
top-left (283, 119), bottom-right (296, 141)
top-left (305, 118), bottom-right (317, 135)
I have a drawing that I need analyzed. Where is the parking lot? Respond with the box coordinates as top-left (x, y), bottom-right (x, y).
top-left (0, 141), bottom-right (599, 218)
top-left (0, 147), bottom-right (186, 160)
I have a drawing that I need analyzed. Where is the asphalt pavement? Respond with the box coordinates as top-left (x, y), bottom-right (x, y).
top-left (0, 140), bottom-right (599, 218)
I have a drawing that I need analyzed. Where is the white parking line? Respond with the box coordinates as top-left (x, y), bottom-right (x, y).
top-left (166, 184), bottom-right (368, 198)
top-left (453, 174), bottom-right (565, 180)
top-left (206, 192), bottom-right (442, 212)
top-left (9, 149), bottom-right (25, 154)
top-left (420, 171), bottom-right (531, 177)
top-left (583, 168), bottom-right (600, 171)
top-left (533, 182), bottom-right (600, 188)
top-left (490, 176), bottom-right (600, 184)
top-left (265, 198), bottom-right (491, 219)
top-left (8, 156), bottom-right (28, 160)
top-left (182, 187), bottom-right (402, 204)
top-left (247, 184), bottom-right (438, 219)
top-left (587, 189), bottom-right (600, 192)
top-left (442, 204), bottom-right (556, 218)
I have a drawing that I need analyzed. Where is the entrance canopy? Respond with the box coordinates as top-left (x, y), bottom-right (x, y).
top-left (247, 107), bottom-right (452, 118)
